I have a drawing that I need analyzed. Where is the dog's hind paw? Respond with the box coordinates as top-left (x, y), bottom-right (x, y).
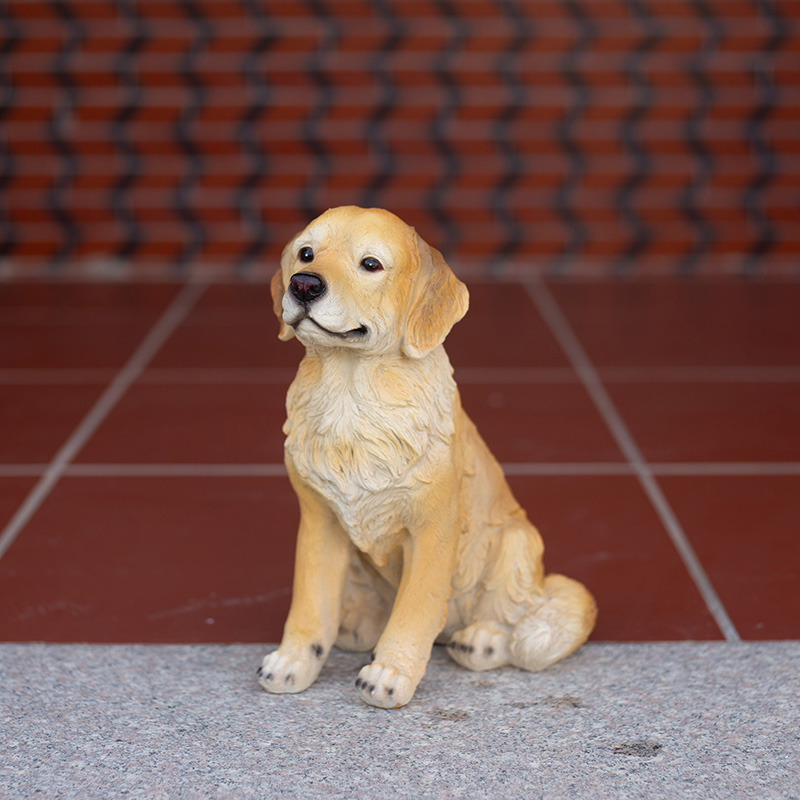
top-left (258, 643), bottom-right (325, 695)
top-left (355, 662), bottom-right (416, 709)
top-left (336, 603), bottom-right (387, 652)
top-left (446, 621), bottom-right (511, 671)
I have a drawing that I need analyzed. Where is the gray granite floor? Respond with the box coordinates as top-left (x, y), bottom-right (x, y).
top-left (1, 642), bottom-right (798, 799)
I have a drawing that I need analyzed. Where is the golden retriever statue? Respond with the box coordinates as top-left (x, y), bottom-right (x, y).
top-left (260, 206), bottom-right (596, 708)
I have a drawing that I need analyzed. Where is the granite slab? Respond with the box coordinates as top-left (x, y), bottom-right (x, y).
top-left (1, 643), bottom-right (798, 799)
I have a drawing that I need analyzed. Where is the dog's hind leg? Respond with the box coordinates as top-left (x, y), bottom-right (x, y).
top-left (446, 522), bottom-right (543, 671)
top-left (447, 521), bottom-right (596, 673)
top-left (336, 553), bottom-right (392, 653)
top-left (448, 572), bottom-right (596, 673)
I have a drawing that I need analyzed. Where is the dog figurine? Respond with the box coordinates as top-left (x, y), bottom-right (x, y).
top-left (260, 206), bottom-right (596, 708)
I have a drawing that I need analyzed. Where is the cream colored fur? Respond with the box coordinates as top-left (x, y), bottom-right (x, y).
top-left (260, 206), bottom-right (596, 708)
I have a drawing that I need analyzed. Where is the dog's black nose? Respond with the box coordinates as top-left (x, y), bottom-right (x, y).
top-left (289, 272), bottom-right (326, 304)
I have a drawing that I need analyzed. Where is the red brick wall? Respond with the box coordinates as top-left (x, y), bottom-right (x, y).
top-left (1, 0), bottom-right (798, 277)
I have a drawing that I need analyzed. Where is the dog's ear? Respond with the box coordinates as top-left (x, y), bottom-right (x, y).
top-left (402, 236), bottom-right (469, 359)
top-left (270, 263), bottom-right (295, 342)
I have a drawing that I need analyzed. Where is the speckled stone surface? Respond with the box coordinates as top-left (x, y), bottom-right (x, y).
top-left (1, 643), bottom-right (798, 799)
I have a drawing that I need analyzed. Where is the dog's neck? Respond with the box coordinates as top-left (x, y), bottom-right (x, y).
top-left (293, 343), bottom-right (455, 395)
top-left (285, 343), bottom-right (458, 441)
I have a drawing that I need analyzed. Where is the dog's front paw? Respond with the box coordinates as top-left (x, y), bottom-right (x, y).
top-left (355, 661), bottom-right (417, 709)
top-left (258, 643), bottom-right (325, 695)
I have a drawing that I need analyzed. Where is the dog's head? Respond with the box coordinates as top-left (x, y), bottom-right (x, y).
top-left (271, 206), bottom-right (469, 359)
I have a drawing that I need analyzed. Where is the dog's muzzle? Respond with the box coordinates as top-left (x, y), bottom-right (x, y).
top-left (290, 272), bottom-right (326, 305)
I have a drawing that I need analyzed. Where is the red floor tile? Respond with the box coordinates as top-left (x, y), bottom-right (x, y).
top-left (151, 281), bottom-right (563, 372)
top-left (0, 476), bottom-right (298, 643)
top-left (0, 321), bottom-right (163, 370)
top-left (155, 280), bottom-right (564, 372)
top-left (1, 278), bottom-right (797, 646)
top-left (606, 382), bottom-right (800, 463)
top-left (192, 283), bottom-right (275, 310)
top-left (0, 473), bottom-right (724, 644)
top-left (0, 478), bottom-right (38, 530)
top-left (459, 382), bottom-right (623, 463)
top-left (75, 382), bottom-right (289, 464)
top-left (447, 283), bottom-right (571, 369)
top-left (0, 384), bottom-right (105, 462)
top-left (150, 308), bottom-right (304, 370)
top-left (659, 475), bottom-right (800, 640)
top-left (507, 475), bottom-right (724, 641)
top-left (148, 279), bottom-right (304, 369)
top-left (0, 282), bottom-right (180, 312)
top-left (549, 281), bottom-right (800, 368)
top-left (0, 283), bottom-right (181, 370)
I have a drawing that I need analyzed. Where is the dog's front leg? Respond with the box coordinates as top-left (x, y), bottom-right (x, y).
top-left (355, 503), bottom-right (459, 709)
top-left (259, 480), bottom-right (352, 695)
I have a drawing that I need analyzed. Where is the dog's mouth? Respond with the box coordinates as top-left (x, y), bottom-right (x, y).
top-left (293, 315), bottom-right (368, 340)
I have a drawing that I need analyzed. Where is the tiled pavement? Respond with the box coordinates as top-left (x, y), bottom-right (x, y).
top-left (1, 278), bottom-right (798, 646)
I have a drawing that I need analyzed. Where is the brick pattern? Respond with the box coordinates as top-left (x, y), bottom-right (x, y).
top-left (0, 0), bottom-right (798, 277)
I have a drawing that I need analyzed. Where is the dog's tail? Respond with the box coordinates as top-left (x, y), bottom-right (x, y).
top-left (508, 574), bottom-right (597, 672)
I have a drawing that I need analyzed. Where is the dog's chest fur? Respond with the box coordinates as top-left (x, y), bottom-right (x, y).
top-left (284, 348), bottom-right (457, 557)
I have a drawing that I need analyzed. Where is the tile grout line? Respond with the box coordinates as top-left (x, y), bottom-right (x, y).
top-left (66, 463), bottom-right (290, 478)
top-left (526, 280), bottom-right (742, 643)
top-left (3, 365), bottom-right (800, 386)
top-left (3, 462), bottom-right (800, 478)
top-left (0, 283), bottom-right (207, 562)
top-left (650, 462), bottom-right (800, 476)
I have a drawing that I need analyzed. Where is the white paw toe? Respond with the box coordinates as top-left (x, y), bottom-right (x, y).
top-left (447, 622), bottom-right (511, 671)
top-left (258, 644), bottom-right (324, 695)
top-left (355, 662), bottom-right (416, 709)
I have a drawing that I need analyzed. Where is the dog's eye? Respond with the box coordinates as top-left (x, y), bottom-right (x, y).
top-left (298, 247), bottom-right (314, 263)
top-left (360, 257), bottom-right (384, 273)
